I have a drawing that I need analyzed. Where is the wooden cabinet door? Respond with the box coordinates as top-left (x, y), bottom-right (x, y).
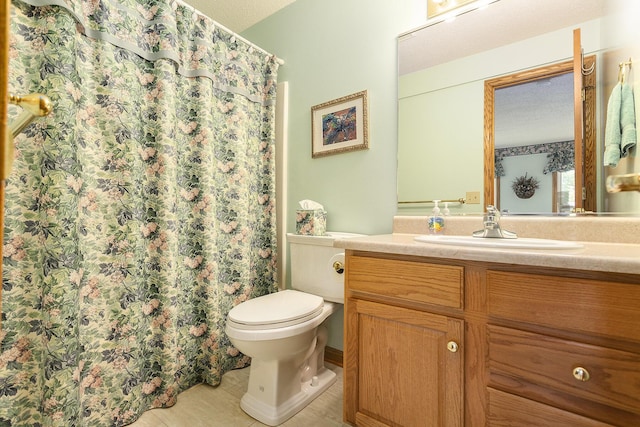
top-left (345, 298), bottom-right (464, 427)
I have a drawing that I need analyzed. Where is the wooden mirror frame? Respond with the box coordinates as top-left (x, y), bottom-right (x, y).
top-left (483, 57), bottom-right (596, 212)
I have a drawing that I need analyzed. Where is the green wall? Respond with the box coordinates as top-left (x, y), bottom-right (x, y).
top-left (398, 79), bottom-right (484, 212)
top-left (242, 0), bottom-right (425, 350)
top-left (243, 0), bottom-right (424, 236)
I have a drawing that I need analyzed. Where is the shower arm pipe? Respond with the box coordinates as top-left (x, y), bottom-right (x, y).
top-left (1, 93), bottom-right (53, 181)
top-left (606, 173), bottom-right (640, 192)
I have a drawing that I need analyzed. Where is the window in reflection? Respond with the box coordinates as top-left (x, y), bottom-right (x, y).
top-left (556, 170), bottom-right (575, 213)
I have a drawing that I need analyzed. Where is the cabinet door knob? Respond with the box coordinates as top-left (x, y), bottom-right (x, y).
top-left (447, 341), bottom-right (459, 353)
top-left (572, 367), bottom-right (590, 382)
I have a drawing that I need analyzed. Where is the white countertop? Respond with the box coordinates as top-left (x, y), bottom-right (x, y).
top-left (334, 233), bottom-right (640, 275)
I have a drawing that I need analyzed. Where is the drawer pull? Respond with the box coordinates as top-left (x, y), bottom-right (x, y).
top-left (572, 367), bottom-right (590, 382)
top-left (447, 341), bottom-right (459, 353)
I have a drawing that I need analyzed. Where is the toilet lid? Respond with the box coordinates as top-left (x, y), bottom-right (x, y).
top-left (228, 290), bottom-right (324, 329)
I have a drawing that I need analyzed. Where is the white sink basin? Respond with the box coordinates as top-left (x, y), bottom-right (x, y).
top-left (414, 235), bottom-right (583, 250)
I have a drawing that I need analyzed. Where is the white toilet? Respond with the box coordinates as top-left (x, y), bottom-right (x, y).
top-left (225, 232), bottom-right (359, 426)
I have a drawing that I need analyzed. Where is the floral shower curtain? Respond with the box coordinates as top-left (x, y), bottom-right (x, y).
top-left (2, 1), bottom-right (279, 425)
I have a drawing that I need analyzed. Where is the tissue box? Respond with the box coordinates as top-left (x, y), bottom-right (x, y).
top-left (296, 209), bottom-right (327, 235)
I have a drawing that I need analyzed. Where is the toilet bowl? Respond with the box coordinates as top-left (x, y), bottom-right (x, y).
top-left (226, 291), bottom-right (337, 425)
top-left (225, 232), bottom-right (361, 426)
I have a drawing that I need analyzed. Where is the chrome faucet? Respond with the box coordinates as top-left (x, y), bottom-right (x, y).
top-left (472, 205), bottom-right (517, 239)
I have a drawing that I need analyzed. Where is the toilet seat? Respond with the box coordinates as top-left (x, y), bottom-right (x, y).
top-left (227, 290), bottom-right (324, 330)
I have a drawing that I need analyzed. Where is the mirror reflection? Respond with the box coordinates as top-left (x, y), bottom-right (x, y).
top-left (397, 0), bottom-right (639, 214)
top-left (494, 72), bottom-right (575, 213)
top-left (487, 54), bottom-right (597, 214)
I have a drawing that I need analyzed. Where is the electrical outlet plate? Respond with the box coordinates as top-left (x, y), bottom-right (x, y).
top-left (466, 191), bottom-right (480, 204)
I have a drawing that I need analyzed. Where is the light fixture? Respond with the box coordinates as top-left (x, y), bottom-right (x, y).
top-left (426, 0), bottom-right (499, 22)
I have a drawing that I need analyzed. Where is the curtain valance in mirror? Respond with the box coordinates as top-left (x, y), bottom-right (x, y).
top-left (495, 140), bottom-right (575, 177)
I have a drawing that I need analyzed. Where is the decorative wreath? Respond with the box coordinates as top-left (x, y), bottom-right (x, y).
top-left (511, 173), bottom-right (539, 199)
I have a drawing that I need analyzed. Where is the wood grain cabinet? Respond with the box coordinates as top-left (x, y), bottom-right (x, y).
top-left (343, 250), bottom-right (640, 427)
top-left (486, 270), bottom-right (640, 426)
top-left (343, 253), bottom-right (465, 426)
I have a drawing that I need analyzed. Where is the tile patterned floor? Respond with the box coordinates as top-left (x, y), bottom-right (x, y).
top-left (128, 364), bottom-right (347, 427)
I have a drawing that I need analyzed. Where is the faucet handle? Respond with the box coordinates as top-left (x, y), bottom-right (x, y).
top-left (474, 205), bottom-right (517, 239)
top-left (485, 205), bottom-right (499, 222)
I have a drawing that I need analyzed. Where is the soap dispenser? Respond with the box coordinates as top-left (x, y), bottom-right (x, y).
top-left (428, 200), bottom-right (445, 234)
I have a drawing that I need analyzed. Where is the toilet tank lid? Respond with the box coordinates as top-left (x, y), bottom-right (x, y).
top-left (228, 290), bottom-right (324, 327)
top-left (286, 232), bottom-right (364, 246)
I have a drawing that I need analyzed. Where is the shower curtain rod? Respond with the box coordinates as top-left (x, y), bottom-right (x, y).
top-left (177, 0), bottom-right (285, 65)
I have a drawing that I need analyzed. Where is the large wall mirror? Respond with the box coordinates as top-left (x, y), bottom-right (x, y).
top-left (397, 0), bottom-right (640, 215)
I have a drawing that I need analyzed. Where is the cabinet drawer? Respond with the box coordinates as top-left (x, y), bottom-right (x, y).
top-left (347, 255), bottom-right (463, 309)
top-left (488, 388), bottom-right (613, 427)
top-left (487, 270), bottom-right (640, 342)
top-left (488, 325), bottom-right (640, 418)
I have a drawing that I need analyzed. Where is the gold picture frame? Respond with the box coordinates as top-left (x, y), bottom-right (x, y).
top-left (311, 90), bottom-right (368, 158)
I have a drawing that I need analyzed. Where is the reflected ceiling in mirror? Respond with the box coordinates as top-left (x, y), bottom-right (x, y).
top-left (495, 73), bottom-right (573, 148)
top-left (399, 0), bottom-right (606, 76)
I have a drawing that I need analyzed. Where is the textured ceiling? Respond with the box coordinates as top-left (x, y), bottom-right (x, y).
top-left (181, 0), bottom-right (297, 33)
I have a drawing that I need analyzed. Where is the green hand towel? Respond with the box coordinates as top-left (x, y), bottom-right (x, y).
top-left (604, 82), bottom-right (637, 167)
top-left (620, 82), bottom-right (637, 158)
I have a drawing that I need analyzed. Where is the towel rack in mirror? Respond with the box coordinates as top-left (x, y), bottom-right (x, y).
top-left (398, 197), bottom-right (466, 205)
top-left (618, 58), bottom-right (632, 83)
top-left (606, 173), bottom-right (640, 192)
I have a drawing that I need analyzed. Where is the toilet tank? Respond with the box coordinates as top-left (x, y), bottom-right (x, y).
top-left (287, 232), bottom-right (363, 304)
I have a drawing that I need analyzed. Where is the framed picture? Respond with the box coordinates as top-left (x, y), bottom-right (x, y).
top-left (311, 90), bottom-right (368, 158)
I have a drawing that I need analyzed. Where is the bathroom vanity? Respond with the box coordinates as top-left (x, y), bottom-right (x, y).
top-left (338, 216), bottom-right (640, 427)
